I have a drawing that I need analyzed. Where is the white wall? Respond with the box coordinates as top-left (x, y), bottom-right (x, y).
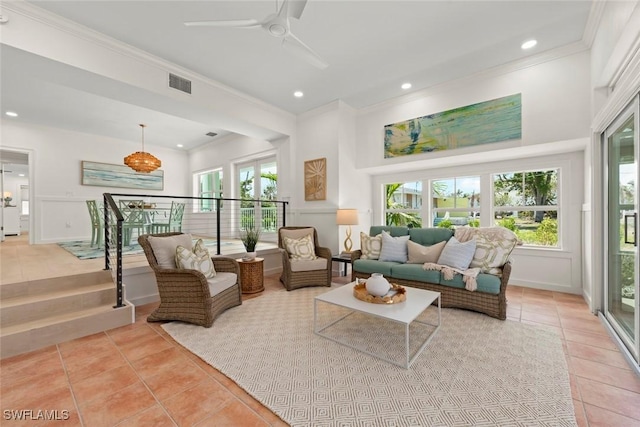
top-left (3, 2), bottom-right (296, 142)
top-left (356, 51), bottom-right (591, 171)
top-left (295, 103), bottom-right (341, 250)
top-left (338, 49), bottom-right (592, 293)
top-left (2, 120), bottom-right (189, 243)
top-left (295, 101), bottom-right (372, 252)
top-left (587, 1), bottom-right (640, 310)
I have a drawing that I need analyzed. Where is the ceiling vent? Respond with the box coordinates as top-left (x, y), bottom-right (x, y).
top-left (206, 132), bottom-right (218, 137)
top-left (169, 73), bottom-right (192, 94)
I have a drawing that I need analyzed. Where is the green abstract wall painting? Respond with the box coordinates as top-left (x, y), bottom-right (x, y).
top-left (383, 93), bottom-right (522, 158)
top-left (81, 161), bottom-right (164, 190)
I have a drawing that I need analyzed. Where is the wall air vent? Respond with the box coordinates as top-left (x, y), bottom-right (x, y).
top-left (206, 132), bottom-right (218, 137)
top-left (169, 73), bottom-right (192, 94)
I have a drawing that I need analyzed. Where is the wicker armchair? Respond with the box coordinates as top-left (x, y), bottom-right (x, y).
top-left (278, 226), bottom-right (332, 291)
top-left (138, 232), bottom-right (242, 327)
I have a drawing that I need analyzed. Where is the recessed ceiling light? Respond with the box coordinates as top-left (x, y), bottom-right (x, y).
top-left (177, 144), bottom-right (184, 148)
top-left (18, 174), bottom-right (25, 177)
top-left (293, 91), bottom-right (304, 98)
top-left (401, 83), bottom-right (412, 90)
top-left (521, 39), bottom-right (537, 50)
top-left (5, 111), bottom-right (18, 117)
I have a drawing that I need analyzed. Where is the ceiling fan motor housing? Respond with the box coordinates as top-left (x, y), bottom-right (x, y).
top-left (265, 15), bottom-right (288, 37)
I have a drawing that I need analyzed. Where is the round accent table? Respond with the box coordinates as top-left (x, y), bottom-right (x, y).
top-left (236, 257), bottom-right (265, 294)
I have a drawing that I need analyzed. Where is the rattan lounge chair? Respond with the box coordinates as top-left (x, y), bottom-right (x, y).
top-left (138, 232), bottom-right (242, 327)
top-left (278, 226), bottom-right (332, 291)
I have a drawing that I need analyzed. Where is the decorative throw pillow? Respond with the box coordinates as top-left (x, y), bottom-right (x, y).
top-left (437, 236), bottom-right (477, 270)
top-left (378, 230), bottom-right (410, 263)
top-left (407, 240), bottom-right (446, 264)
top-left (284, 234), bottom-right (317, 260)
top-left (360, 232), bottom-right (382, 260)
top-left (148, 233), bottom-right (193, 269)
top-left (280, 228), bottom-right (314, 243)
top-left (454, 226), bottom-right (519, 274)
top-left (175, 239), bottom-right (216, 278)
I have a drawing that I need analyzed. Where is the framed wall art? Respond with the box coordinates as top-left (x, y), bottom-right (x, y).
top-left (384, 93), bottom-right (522, 158)
top-left (304, 157), bottom-right (326, 201)
top-left (81, 161), bottom-right (164, 190)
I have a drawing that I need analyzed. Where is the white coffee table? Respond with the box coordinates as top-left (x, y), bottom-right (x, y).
top-left (313, 283), bottom-right (441, 369)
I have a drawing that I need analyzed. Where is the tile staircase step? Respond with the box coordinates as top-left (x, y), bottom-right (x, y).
top-left (0, 270), bottom-right (134, 359)
top-left (0, 270), bottom-right (114, 299)
top-left (0, 303), bottom-right (134, 359)
top-left (0, 282), bottom-right (116, 327)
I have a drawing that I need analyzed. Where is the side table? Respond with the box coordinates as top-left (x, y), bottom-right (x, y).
top-left (331, 253), bottom-right (352, 277)
top-left (236, 257), bottom-right (265, 294)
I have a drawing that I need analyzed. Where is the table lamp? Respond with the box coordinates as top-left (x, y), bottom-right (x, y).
top-left (336, 209), bottom-right (358, 254)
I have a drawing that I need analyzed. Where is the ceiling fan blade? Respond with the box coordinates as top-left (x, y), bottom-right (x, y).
top-left (282, 32), bottom-right (328, 69)
top-left (279, 0), bottom-right (308, 20)
top-left (184, 19), bottom-right (260, 28)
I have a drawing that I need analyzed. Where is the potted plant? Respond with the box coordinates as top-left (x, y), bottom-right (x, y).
top-left (240, 225), bottom-right (260, 260)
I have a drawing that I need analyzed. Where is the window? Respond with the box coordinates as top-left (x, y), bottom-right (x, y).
top-left (384, 182), bottom-right (422, 227)
top-left (195, 169), bottom-right (223, 212)
top-left (492, 169), bottom-right (559, 247)
top-left (238, 157), bottom-right (278, 232)
top-left (20, 185), bottom-right (29, 216)
top-left (431, 176), bottom-right (481, 227)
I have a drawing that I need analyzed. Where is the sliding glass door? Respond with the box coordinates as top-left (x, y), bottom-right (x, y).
top-left (605, 96), bottom-right (639, 365)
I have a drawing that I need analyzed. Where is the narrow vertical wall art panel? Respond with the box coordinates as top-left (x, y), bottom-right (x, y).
top-left (384, 94), bottom-right (522, 158)
top-left (304, 158), bottom-right (326, 201)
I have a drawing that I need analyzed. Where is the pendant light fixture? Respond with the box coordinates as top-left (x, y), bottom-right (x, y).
top-left (124, 124), bottom-right (162, 173)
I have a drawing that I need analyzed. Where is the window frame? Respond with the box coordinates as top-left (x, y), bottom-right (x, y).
top-left (430, 175), bottom-right (481, 227)
top-left (383, 181), bottom-right (423, 227)
top-left (491, 168), bottom-right (560, 248)
top-left (193, 168), bottom-right (223, 213)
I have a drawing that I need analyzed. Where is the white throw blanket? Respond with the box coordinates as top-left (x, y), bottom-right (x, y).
top-left (423, 262), bottom-right (480, 291)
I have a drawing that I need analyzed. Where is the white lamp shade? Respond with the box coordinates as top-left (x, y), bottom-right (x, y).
top-left (336, 209), bottom-right (358, 225)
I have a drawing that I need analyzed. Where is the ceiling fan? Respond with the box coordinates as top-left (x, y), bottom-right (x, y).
top-left (184, 0), bottom-right (328, 69)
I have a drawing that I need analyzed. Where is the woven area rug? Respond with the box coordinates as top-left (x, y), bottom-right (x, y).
top-left (58, 240), bottom-right (145, 259)
top-left (163, 286), bottom-right (576, 427)
top-left (58, 238), bottom-right (233, 260)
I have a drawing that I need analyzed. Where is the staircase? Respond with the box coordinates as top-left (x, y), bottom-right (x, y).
top-left (0, 270), bottom-right (134, 359)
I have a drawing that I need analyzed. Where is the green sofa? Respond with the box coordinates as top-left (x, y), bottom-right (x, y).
top-left (351, 226), bottom-right (511, 320)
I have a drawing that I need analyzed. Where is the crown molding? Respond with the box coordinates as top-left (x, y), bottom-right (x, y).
top-left (592, 45), bottom-right (640, 132)
top-left (594, 3), bottom-right (640, 89)
top-left (297, 100), bottom-right (342, 122)
top-left (358, 41), bottom-right (589, 116)
top-left (582, 0), bottom-right (607, 48)
top-left (2, 0), bottom-right (295, 120)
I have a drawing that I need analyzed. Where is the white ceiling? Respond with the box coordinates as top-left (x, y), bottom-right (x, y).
top-left (2, 0), bottom-right (594, 150)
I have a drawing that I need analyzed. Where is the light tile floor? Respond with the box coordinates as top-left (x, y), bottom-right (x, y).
top-left (1, 234), bottom-right (639, 426)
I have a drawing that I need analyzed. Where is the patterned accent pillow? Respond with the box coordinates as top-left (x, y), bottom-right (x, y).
top-left (360, 232), bottom-right (382, 260)
top-left (379, 230), bottom-right (410, 263)
top-left (454, 227), bottom-right (519, 274)
top-left (407, 240), bottom-right (446, 264)
top-left (284, 234), bottom-right (317, 260)
top-left (175, 239), bottom-right (216, 278)
top-left (437, 236), bottom-right (477, 270)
